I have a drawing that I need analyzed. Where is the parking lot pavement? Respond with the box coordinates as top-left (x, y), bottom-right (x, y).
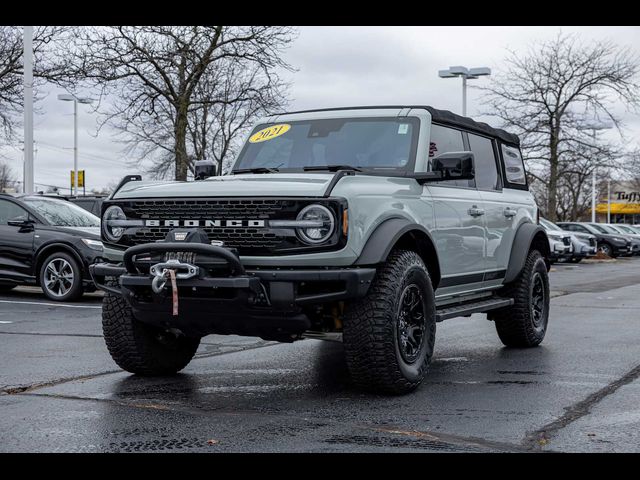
top-left (0, 257), bottom-right (639, 452)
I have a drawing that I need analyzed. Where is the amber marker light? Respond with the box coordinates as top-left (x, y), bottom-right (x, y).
top-left (343, 209), bottom-right (349, 236)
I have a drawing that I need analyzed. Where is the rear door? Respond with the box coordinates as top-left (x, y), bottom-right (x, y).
top-left (468, 133), bottom-right (512, 285)
top-left (0, 199), bottom-right (35, 282)
top-left (424, 124), bottom-right (486, 296)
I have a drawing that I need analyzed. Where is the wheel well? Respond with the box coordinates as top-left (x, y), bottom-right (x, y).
top-left (34, 245), bottom-right (83, 286)
top-left (531, 231), bottom-right (551, 268)
top-left (392, 230), bottom-right (441, 289)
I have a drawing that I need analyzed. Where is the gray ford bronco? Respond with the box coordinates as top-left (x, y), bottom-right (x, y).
top-left (90, 106), bottom-right (551, 394)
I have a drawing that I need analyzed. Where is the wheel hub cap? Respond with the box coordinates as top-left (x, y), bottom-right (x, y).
top-left (397, 284), bottom-right (426, 363)
top-left (531, 272), bottom-right (545, 327)
top-left (44, 258), bottom-right (74, 297)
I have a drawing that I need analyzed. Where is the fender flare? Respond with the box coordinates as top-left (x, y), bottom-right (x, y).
top-left (504, 222), bottom-right (549, 284)
top-left (355, 217), bottom-right (436, 266)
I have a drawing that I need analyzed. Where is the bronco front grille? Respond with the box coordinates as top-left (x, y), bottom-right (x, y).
top-left (111, 197), bottom-right (346, 256)
top-left (124, 199), bottom-right (294, 255)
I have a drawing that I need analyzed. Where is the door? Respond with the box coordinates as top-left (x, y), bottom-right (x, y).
top-left (0, 199), bottom-right (35, 282)
top-left (424, 124), bottom-right (486, 295)
top-left (467, 133), bottom-right (513, 284)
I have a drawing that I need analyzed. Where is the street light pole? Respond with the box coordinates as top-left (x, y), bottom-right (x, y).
top-left (607, 178), bottom-right (611, 223)
top-left (591, 130), bottom-right (597, 223)
top-left (438, 66), bottom-right (491, 117)
top-left (73, 99), bottom-right (78, 195)
top-left (57, 94), bottom-right (93, 196)
top-left (461, 76), bottom-right (467, 117)
top-left (23, 26), bottom-right (34, 194)
top-left (578, 122), bottom-right (613, 223)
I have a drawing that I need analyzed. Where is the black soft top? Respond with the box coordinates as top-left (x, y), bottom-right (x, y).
top-left (278, 105), bottom-right (520, 147)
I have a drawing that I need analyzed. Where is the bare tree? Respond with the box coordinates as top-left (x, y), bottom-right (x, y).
top-left (479, 33), bottom-right (640, 220)
top-left (62, 26), bottom-right (295, 180)
top-left (0, 160), bottom-right (17, 192)
top-left (187, 60), bottom-right (288, 175)
top-left (0, 26), bottom-right (69, 143)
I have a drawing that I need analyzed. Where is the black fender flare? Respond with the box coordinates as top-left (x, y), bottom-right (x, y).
top-left (355, 217), bottom-right (438, 266)
top-left (504, 222), bottom-right (549, 284)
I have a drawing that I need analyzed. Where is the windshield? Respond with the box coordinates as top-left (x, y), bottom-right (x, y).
top-left (613, 225), bottom-right (635, 234)
top-left (234, 117), bottom-right (419, 172)
top-left (590, 223), bottom-right (617, 235)
top-left (539, 218), bottom-right (561, 231)
top-left (24, 197), bottom-right (100, 227)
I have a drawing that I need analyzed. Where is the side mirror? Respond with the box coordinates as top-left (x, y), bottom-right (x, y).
top-left (7, 217), bottom-right (35, 231)
top-left (194, 159), bottom-right (217, 180)
top-left (432, 151), bottom-right (475, 180)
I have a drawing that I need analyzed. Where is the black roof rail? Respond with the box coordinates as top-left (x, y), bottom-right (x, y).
top-left (109, 175), bottom-right (142, 200)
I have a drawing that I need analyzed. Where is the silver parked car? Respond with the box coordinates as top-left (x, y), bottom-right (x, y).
top-left (539, 218), bottom-right (596, 263)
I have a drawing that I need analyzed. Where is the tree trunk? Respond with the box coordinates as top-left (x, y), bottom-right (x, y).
top-left (547, 126), bottom-right (560, 221)
top-left (174, 104), bottom-right (189, 181)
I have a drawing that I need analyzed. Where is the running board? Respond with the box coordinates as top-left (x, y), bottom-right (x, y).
top-left (435, 297), bottom-right (513, 322)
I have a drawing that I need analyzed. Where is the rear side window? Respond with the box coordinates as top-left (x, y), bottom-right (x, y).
top-left (429, 124), bottom-right (472, 187)
top-left (468, 133), bottom-right (500, 190)
top-left (501, 144), bottom-right (526, 185)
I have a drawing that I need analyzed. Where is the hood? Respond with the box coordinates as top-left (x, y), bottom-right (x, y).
top-left (53, 226), bottom-right (101, 238)
top-left (114, 174), bottom-right (336, 199)
top-left (545, 229), bottom-right (570, 238)
top-left (568, 231), bottom-right (595, 241)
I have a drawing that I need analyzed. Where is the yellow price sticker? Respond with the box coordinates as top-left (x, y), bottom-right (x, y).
top-left (249, 124), bottom-right (291, 143)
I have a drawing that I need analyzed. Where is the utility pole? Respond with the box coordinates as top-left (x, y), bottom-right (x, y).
top-left (23, 26), bottom-right (34, 194)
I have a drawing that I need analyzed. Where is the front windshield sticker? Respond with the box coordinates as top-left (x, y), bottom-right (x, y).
top-left (397, 124), bottom-right (409, 135)
top-left (249, 124), bottom-right (291, 143)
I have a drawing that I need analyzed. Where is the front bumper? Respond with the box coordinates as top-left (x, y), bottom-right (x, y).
top-left (549, 241), bottom-right (572, 260)
top-left (90, 242), bottom-right (375, 339)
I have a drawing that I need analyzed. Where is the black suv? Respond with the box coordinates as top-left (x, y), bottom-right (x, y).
top-left (557, 222), bottom-right (632, 258)
top-left (0, 194), bottom-right (105, 301)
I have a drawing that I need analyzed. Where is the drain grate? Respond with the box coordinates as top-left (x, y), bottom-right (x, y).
top-left (106, 437), bottom-right (206, 452)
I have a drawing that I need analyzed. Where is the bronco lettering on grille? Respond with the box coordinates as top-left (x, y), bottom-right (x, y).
top-left (144, 219), bottom-right (266, 228)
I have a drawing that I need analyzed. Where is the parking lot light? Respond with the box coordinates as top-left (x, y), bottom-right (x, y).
top-left (438, 65), bottom-right (491, 116)
top-left (57, 94), bottom-right (93, 195)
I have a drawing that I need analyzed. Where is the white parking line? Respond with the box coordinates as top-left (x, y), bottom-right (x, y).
top-left (0, 300), bottom-right (102, 309)
top-left (0, 321), bottom-right (13, 324)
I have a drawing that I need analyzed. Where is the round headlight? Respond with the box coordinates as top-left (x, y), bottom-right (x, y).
top-left (296, 204), bottom-right (335, 244)
top-left (103, 205), bottom-right (126, 242)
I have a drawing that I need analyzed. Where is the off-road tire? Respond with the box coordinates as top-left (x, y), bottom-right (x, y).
top-left (39, 251), bottom-right (84, 302)
top-left (343, 250), bottom-right (436, 394)
top-left (102, 289), bottom-right (200, 375)
top-left (493, 249), bottom-right (549, 347)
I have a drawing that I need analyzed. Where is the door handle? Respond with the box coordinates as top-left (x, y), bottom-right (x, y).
top-left (467, 206), bottom-right (485, 217)
top-left (503, 207), bottom-right (517, 218)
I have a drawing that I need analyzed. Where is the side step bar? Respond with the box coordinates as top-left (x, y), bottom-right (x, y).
top-left (435, 297), bottom-right (513, 322)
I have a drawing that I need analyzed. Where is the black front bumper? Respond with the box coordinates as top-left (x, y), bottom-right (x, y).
top-left (89, 243), bottom-right (375, 339)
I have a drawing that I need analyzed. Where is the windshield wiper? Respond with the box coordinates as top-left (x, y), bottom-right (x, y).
top-left (303, 165), bottom-right (362, 172)
top-left (232, 167), bottom-right (280, 174)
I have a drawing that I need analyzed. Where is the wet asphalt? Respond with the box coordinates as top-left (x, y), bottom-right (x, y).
top-left (1, 257), bottom-right (639, 452)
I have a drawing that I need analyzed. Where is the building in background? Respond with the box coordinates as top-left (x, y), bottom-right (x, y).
top-left (596, 180), bottom-right (640, 224)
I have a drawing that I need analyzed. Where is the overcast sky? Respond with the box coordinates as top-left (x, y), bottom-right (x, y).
top-left (2, 26), bottom-right (639, 193)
